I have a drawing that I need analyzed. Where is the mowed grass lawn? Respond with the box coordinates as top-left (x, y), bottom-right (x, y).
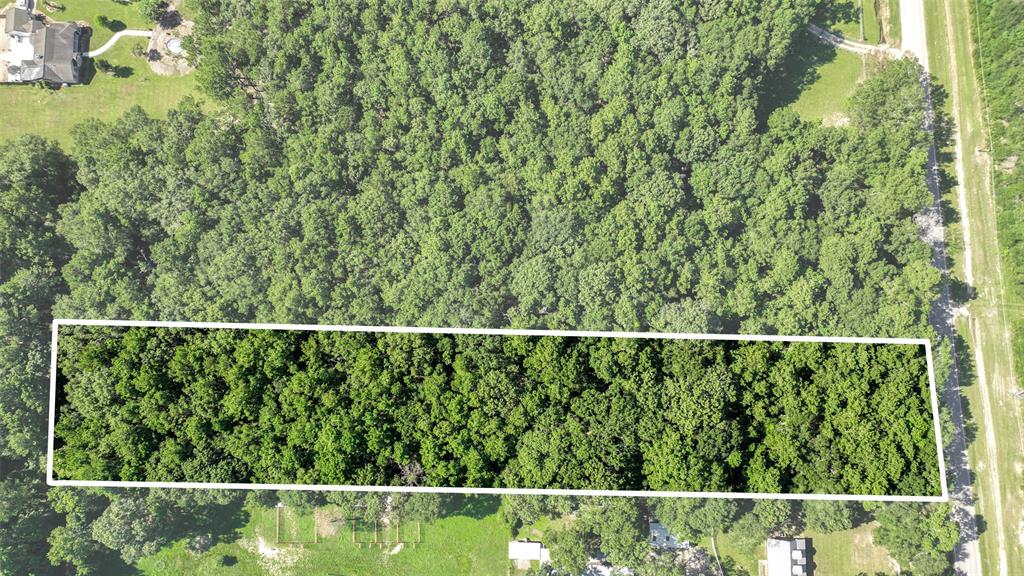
top-left (136, 502), bottom-right (512, 576)
top-left (863, 0), bottom-right (881, 44)
top-left (49, 0), bottom-right (153, 45)
top-left (712, 523), bottom-right (895, 576)
top-left (0, 2), bottom-right (197, 147)
top-left (789, 50), bottom-right (865, 124)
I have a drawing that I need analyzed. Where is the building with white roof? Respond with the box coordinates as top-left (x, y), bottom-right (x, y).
top-left (508, 540), bottom-right (551, 570)
top-left (762, 538), bottom-right (811, 576)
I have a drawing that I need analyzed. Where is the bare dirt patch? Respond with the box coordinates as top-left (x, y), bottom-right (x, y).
top-left (878, 1), bottom-right (894, 45)
top-left (822, 112), bottom-right (851, 127)
top-left (239, 536), bottom-right (303, 576)
top-left (315, 509), bottom-right (343, 538)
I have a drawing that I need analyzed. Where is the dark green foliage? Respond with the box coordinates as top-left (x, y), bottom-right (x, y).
top-left (578, 498), bottom-right (649, 567)
top-left (726, 500), bottom-right (798, 554)
top-left (802, 499), bottom-right (855, 533)
top-left (0, 137), bottom-right (78, 575)
top-left (0, 465), bottom-right (61, 575)
top-left (276, 490), bottom-right (326, 512)
top-left (548, 523), bottom-right (590, 574)
top-left (0, 136), bottom-right (76, 459)
top-left (50, 3), bottom-right (939, 342)
top-left (654, 498), bottom-right (738, 541)
top-left (54, 327), bottom-right (941, 496)
top-left (972, 1), bottom-right (1024, 377)
top-left (872, 502), bottom-right (958, 576)
top-left (137, 0), bottom-right (165, 21)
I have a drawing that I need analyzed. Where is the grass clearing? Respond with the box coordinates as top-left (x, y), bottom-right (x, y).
top-left (137, 502), bottom-right (512, 576)
top-left (708, 532), bottom-right (760, 575)
top-left (887, 0), bottom-right (901, 46)
top-left (761, 29), bottom-right (865, 125)
top-left (863, 0), bottom-right (881, 43)
top-left (808, 523), bottom-right (895, 574)
top-left (712, 523), bottom-right (895, 576)
top-left (789, 50), bottom-right (864, 124)
top-left (515, 513), bottom-right (573, 540)
top-left (48, 0), bottom-right (152, 45)
top-left (830, 2), bottom-right (862, 40)
top-left (0, 37), bottom-right (196, 146)
top-left (0, 0), bottom-right (197, 147)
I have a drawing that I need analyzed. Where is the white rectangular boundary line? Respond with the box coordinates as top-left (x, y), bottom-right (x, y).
top-left (47, 319), bottom-right (949, 503)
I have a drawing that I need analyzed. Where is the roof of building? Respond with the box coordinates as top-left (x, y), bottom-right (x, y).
top-left (649, 522), bottom-right (689, 550)
top-left (508, 540), bottom-right (551, 562)
top-left (0, 5), bottom-right (81, 84)
top-left (2, 4), bottom-right (39, 35)
top-left (765, 538), bottom-right (810, 576)
top-left (39, 20), bottom-right (79, 82)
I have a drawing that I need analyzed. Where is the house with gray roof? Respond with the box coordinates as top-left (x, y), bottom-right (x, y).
top-left (0, 2), bottom-right (82, 85)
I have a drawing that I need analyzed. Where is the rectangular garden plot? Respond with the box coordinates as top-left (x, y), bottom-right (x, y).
top-left (47, 320), bottom-right (947, 501)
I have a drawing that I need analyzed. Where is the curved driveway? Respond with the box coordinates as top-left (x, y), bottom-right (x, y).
top-left (86, 30), bottom-right (153, 58)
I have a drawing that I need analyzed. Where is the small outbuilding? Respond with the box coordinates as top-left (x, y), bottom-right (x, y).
top-left (508, 540), bottom-right (551, 570)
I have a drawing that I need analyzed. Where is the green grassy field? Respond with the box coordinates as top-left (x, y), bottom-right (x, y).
top-left (863, 0), bottom-right (881, 43)
top-left (831, 2), bottom-right (862, 40)
top-left (924, 0), bottom-right (1024, 574)
top-left (711, 523), bottom-right (895, 576)
top-left (48, 0), bottom-right (153, 45)
top-left (825, 0), bottom-right (892, 46)
top-left (0, 1), bottom-right (197, 147)
top-left (761, 22), bottom-right (867, 126)
top-left (788, 50), bottom-right (864, 123)
top-left (136, 503), bottom-right (512, 576)
top-left (887, 0), bottom-right (901, 46)
top-left (514, 513), bottom-right (572, 541)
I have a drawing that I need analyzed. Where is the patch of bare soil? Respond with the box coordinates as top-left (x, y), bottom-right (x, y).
top-left (878, 0), bottom-right (893, 46)
top-left (315, 510), bottom-right (343, 538)
top-left (822, 112), bottom-right (851, 127)
top-left (239, 536), bottom-right (303, 576)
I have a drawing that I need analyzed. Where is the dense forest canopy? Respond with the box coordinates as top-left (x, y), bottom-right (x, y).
top-left (55, 0), bottom-right (938, 340)
top-left (53, 326), bottom-right (942, 496)
top-left (0, 0), bottom-right (960, 572)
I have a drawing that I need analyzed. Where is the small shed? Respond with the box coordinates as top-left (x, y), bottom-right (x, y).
top-left (508, 540), bottom-right (551, 569)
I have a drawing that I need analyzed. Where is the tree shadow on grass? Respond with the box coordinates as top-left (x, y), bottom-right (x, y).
top-left (111, 65), bottom-right (134, 78)
top-left (88, 58), bottom-right (135, 80)
top-left (443, 494), bottom-right (501, 519)
top-left (96, 16), bottom-right (127, 32)
top-left (952, 331), bottom-right (979, 447)
top-left (757, 30), bottom-right (840, 123)
top-left (206, 499), bottom-right (251, 545)
top-left (90, 554), bottom-right (142, 576)
top-left (817, 1), bottom-right (859, 29)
